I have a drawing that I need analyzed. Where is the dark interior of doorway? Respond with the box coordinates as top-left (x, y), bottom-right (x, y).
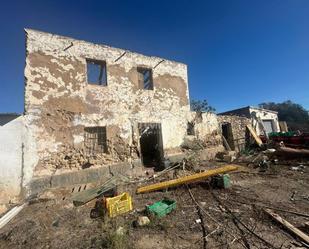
top-left (222, 123), bottom-right (235, 150)
top-left (138, 123), bottom-right (164, 171)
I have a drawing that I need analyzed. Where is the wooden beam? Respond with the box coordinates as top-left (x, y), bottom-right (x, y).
top-left (264, 208), bottom-right (309, 244)
top-left (0, 204), bottom-right (26, 230)
top-left (72, 177), bottom-right (117, 206)
top-left (246, 125), bottom-right (263, 147)
top-left (221, 135), bottom-right (231, 151)
top-left (136, 165), bottom-right (238, 194)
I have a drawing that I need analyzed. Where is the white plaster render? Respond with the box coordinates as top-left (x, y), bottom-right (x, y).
top-left (0, 116), bottom-right (23, 204)
top-left (249, 107), bottom-right (280, 135)
top-left (22, 115), bottom-right (39, 189)
top-left (24, 29), bottom-right (191, 179)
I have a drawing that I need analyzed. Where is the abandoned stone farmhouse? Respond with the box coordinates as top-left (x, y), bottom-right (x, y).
top-left (0, 29), bottom-right (281, 205)
top-left (219, 106), bottom-right (280, 135)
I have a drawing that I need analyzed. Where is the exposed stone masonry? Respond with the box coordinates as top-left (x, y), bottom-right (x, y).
top-left (24, 29), bottom-right (190, 178)
top-left (218, 115), bottom-right (251, 152)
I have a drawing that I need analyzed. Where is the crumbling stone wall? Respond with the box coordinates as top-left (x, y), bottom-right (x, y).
top-left (185, 112), bottom-right (225, 160)
top-left (217, 115), bottom-right (251, 152)
top-left (24, 29), bottom-right (190, 180)
top-left (185, 113), bottom-right (251, 156)
top-left (188, 112), bottom-right (222, 147)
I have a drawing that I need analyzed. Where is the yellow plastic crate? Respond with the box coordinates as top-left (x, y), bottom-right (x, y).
top-left (105, 192), bottom-right (133, 218)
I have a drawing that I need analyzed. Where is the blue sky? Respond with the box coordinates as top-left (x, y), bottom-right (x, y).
top-left (0, 0), bottom-right (308, 113)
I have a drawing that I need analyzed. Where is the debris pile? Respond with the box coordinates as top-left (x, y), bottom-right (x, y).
top-left (1, 124), bottom-right (309, 249)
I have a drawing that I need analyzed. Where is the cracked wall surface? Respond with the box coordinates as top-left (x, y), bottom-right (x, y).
top-left (24, 29), bottom-right (190, 182)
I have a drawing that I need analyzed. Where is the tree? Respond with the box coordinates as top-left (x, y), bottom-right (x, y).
top-left (190, 99), bottom-right (216, 113)
top-left (259, 100), bottom-right (309, 131)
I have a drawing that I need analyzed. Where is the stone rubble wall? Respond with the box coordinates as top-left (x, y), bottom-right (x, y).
top-left (24, 29), bottom-right (190, 185)
top-left (185, 112), bottom-right (224, 160)
top-left (21, 29), bottom-right (253, 199)
top-left (217, 115), bottom-right (251, 152)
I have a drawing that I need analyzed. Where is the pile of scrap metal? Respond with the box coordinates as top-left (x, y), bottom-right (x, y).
top-left (236, 143), bottom-right (309, 173)
top-left (245, 123), bottom-right (309, 164)
top-left (249, 112), bottom-right (309, 151)
top-left (263, 131), bottom-right (309, 149)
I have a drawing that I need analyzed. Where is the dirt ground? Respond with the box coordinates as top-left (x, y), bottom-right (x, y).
top-left (0, 161), bottom-right (308, 249)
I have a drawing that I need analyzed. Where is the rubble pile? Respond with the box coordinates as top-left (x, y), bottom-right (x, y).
top-left (1, 125), bottom-right (309, 249)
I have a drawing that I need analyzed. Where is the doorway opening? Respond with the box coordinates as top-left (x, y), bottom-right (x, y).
top-left (222, 123), bottom-right (235, 150)
top-left (138, 123), bottom-right (164, 170)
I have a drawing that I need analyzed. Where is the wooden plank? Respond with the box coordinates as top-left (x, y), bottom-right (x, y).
top-left (136, 165), bottom-right (238, 194)
top-left (72, 184), bottom-right (116, 206)
top-left (256, 117), bottom-right (269, 139)
top-left (72, 177), bottom-right (117, 206)
top-left (264, 208), bottom-right (309, 244)
top-left (222, 135), bottom-right (231, 151)
top-left (246, 125), bottom-right (263, 147)
top-left (276, 147), bottom-right (309, 158)
top-left (0, 204), bottom-right (26, 230)
top-left (279, 121), bottom-right (288, 132)
top-left (233, 200), bottom-right (309, 218)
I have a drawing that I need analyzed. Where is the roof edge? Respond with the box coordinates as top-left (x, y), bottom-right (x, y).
top-left (24, 28), bottom-right (187, 66)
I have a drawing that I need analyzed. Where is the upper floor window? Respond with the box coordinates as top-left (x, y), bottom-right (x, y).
top-left (137, 67), bottom-right (153, 90)
top-left (86, 59), bottom-right (107, 86)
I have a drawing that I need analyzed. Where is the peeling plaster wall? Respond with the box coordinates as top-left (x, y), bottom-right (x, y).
top-left (24, 29), bottom-right (190, 182)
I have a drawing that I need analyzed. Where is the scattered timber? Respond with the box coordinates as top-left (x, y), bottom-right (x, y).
top-left (222, 135), bottom-right (232, 151)
top-left (233, 199), bottom-right (309, 218)
top-left (212, 192), bottom-right (277, 249)
top-left (187, 186), bottom-right (208, 249)
top-left (136, 165), bottom-right (238, 194)
top-left (264, 208), bottom-right (309, 244)
top-left (246, 125), bottom-right (263, 147)
top-left (275, 147), bottom-right (309, 158)
top-left (72, 177), bottom-right (118, 206)
top-left (0, 204), bottom-right (26, 230)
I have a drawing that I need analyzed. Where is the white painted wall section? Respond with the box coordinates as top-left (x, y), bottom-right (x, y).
top-left (0, 116), bottom-right (23, 204)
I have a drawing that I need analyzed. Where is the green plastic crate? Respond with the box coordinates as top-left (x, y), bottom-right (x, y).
top-left (147, 199), bottom-right (176, 217)
top-left (269, 131), bottom-right (296, 137)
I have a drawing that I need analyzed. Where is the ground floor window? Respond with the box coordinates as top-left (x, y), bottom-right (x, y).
top-left (84, 126), bottom-right (107, 155)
